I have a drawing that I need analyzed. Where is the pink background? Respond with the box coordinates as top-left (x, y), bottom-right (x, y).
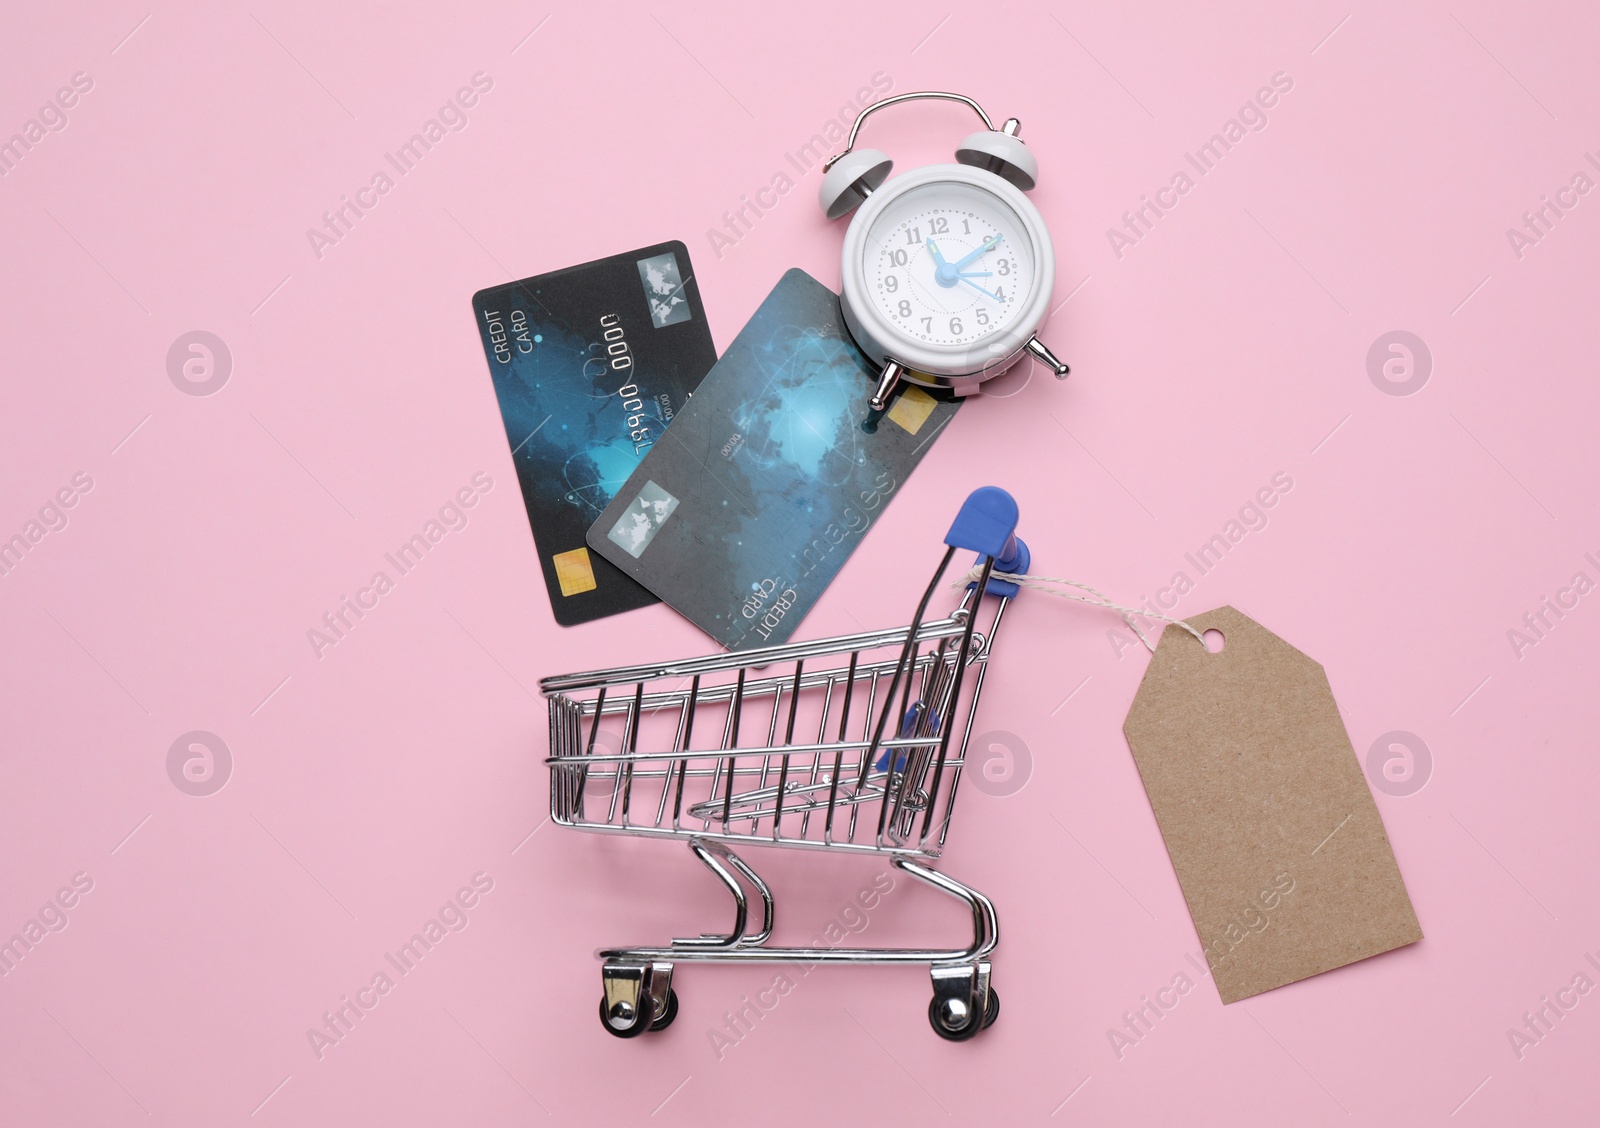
top-left (3, 1), bottom-right (1597, 1123)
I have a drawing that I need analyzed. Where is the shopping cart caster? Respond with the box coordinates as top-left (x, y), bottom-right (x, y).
top-left (928, 988), bottom-right (999, 1040)
top-left (928, 962), bottom-right (998, 1041)
top-left (599, 961), bottom-right (677, 1038)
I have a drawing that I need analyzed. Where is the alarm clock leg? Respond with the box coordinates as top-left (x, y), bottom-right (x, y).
top-left (1024, 336), bottom-right (1071, 379)
top-left (868, 360), bottom-right (906, 413)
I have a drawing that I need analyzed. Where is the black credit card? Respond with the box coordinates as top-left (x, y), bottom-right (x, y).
top-left (472, 242), bottom-right (716, 625)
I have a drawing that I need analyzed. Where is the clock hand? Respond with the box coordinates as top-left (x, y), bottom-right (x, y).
top-left (956, 270), bottom-right (993, 278)
top-left (953, 234), bottom-right (1002, 271)
top-left (960, 277), bottom-right (1002, 301)
top-left (926, 238), bottom-right (959, 288)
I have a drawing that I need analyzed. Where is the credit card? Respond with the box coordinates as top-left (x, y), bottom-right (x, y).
top-left (586, 268), bottom-right (960, 649)
top-left (472, 241), bottom-right (716, 625)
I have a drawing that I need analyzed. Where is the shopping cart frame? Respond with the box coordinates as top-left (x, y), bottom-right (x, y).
top-left (540, 488), bottom-right (1027, 1040)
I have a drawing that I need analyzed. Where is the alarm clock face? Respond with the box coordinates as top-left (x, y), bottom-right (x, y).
top-left (864, 179), bottom-right (1036, 349)
top-left (839, 163), bottom-right (1055, 384)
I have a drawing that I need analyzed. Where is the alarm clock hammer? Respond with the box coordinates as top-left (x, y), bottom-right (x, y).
top-left (818, 91), bottom-right (1072, 413)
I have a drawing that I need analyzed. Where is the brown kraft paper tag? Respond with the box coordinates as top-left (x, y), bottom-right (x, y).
top-left (1122, 606), bottom-right (1422, 1003)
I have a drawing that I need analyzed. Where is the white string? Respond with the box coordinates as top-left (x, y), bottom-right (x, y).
top-left (954, 568), bottom-right (1206, 654)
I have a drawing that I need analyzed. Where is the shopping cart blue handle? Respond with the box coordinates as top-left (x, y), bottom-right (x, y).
top-left (946, 487), bottom-right (1029, 599)
top-left (945, 487), bottom-right (1018, 557)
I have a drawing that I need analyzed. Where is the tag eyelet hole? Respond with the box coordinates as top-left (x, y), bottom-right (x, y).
top-left (1202, 629), bottom-right (1226, 654)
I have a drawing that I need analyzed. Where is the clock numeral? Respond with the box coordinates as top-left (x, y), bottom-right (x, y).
top-left (997, 259), bottom-right (1011, 276)
top-left (904, 226), bottom-right (921, 245)
top-left (949, 316), bottom-right (963, 335)
top-left (995, 285), bottom-right (1006, 301)
top-left (930, 216), bottom-right (949, 234)
top-left (920, 317), bottom-right (932, 333)
top-left (883, 274), bottom-right (898, 293)
top-left (889, 248), bottom-right (908, 266)
top-left (976, 309), bottom-right (989, 326)
top-left (898, 300), bottom-right (912, 318)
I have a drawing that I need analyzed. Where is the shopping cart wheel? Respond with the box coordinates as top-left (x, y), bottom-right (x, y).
top-left (650, 988), bottom-right (680, 1032)
top-left (598, 991), bottom-right (676, 1037)
top-left (599, 961), bottom-right (675, 1038)
top-left (928, 986), bottom-right (999, 1040)
top-left (598, 996), bottom-right (651, 1038)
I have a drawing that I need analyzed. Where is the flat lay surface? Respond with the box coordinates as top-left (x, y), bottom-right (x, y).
top-left (3, 1), bottom-right (1598, 1123)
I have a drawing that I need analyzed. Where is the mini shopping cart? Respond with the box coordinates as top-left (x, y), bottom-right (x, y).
top-left (539, 487), bottom-right (1030, 1041)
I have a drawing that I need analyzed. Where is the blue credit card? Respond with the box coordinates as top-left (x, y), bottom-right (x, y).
top-left (472, 242), bottom-right (716, 625)
top-left (585, 268), bottom-right (961, 650)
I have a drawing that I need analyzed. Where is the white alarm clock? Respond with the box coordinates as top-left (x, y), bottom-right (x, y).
top-left (818, 91), bottom-right (1071, 412)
